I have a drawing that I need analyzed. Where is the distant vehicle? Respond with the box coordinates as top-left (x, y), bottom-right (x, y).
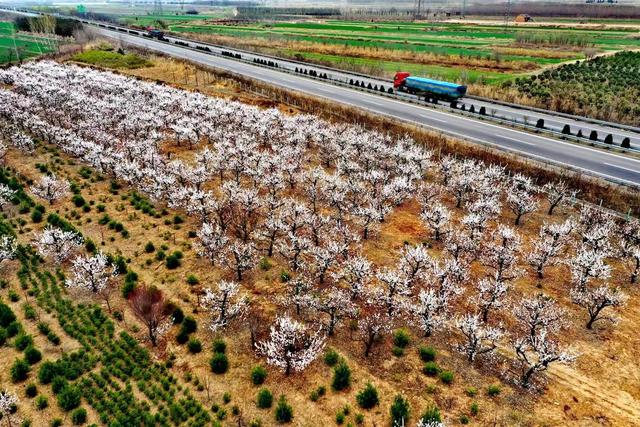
top-left (393, 72), bottom-right (467, 103)
top-left (146, 28), bottom-right (166, 40)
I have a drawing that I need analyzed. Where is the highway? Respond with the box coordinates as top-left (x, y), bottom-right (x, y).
top-left (125, 28), bottom-right (640, 147)
top-left (89, 28), bottom-right (640, 187)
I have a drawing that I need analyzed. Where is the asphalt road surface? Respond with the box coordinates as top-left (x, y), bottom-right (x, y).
top-left (144, 29), bottom-right (640, 147)
top-left (81, 28), bottom-right (640, 187)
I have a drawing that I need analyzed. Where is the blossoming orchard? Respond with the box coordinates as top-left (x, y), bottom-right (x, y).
top-left (0, 60), bottom-right (638, 426)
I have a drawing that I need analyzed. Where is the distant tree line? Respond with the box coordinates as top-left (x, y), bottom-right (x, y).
top-left (13, 16), bottom-right (82, 37)
top-left (236, 7), bottom-right (341, 19)
top-left (465, 2), bottom-right (640, 18)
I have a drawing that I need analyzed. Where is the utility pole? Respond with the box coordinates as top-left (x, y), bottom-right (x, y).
top-left (153, 0), bottom-right (163, 16)
top-left (413, 0), bottom-right (422, 20)
top-left (504, 0), bottom-right (512, 32)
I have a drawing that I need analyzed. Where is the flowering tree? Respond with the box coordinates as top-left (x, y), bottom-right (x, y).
top-left (404, 289), bottom-right (448, 337)
top-left (0, 389), bottom-right (19, 427)
top-left (202, 280), bottom-right (248, 332)
top-left (307, 242), bottom-right (344, 284)
top-left (476, 278), bottom-right (509, 323)
top-left (259, 213), bottom-right (284, 257)
top-left (571, 285), bottom-right (627, 330)
top-left (309, 287), bottom-right (356, 336)
top-left (357, 306), bottom-right (394, 357)
top-left (454, 314), bottom-right (503, 362)
top-left (0, 234), bottom-right (17, 265)
top-left (482, 225), bottom-right (522, 283)
top-left (0, 184), bottom-right (15, 209)
top-left (376, 269), bottom-right (411, 316)
top-left (283, 276), bottom-right (313, 316)
top-left (568, 246), bottom-right (611, 291)
top-left (506, 174), bottom-right (539, 225)
top-left (65, 252), bottom-right (117, 312)
top-left (420, 201), bottom-right (450, 241)
top-left (513, 329), bottom-right (576, 387)
top-left (35, 225), bottom-right (83, 263)
top-left (9, 131), bottom-right (34, 153)
top-left (128, 284), bottom-right (174, 346)
top-left (256, 315), bottom-right (326, 375)
top-left (398, 244), bottom-right (432, 289)
top-left (279, 234), bottom-right (311, 272)
top-left (578, 206), bottom-right (614, 256)
top-left (220, 240), bottom-right (257, 281)
top-left (196, 222), bottom-right (228, 265)
top-left (0, 142), bottom-right (6, 164)
top-left (332, 255), bottom-right (372, 300)
top-left (619, 219), bottom-right (640, 284)
top-left (527, 219), bottom-right (574, 279)
top-left (542, 180), bottom-right (577, 215)
top-left (30, 174), bottom-right (70, 204)
top-left (513, 294), bottom-right (566, 341)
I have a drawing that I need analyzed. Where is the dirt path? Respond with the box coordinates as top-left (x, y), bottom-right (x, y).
top-left (548, 363), bottom-right (640, 425)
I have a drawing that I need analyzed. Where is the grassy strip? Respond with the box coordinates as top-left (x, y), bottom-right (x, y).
top-left (72, 49), bottom-right (152, 69)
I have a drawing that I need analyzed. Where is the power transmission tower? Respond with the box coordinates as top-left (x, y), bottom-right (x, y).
top-left (462, 0), bottom-right (467, 18)
top-left (413, 0), bottom-right (422, 20)
top-left (504, 0), bottom-right (512, 31)
top-left (153, 0), bottom-right (163, 16)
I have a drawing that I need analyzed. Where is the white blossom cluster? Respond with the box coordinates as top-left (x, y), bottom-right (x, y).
top-left (0, 61), bottom-right (636, 386)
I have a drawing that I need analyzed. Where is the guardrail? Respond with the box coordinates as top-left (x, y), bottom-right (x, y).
top-left (466, 94), bottom-right (640, 134)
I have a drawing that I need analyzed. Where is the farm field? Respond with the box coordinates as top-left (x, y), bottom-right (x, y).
top-left (169, 19), bottom-right (640, 83)
top-left (0, 55), bottom-right (639, 427)
top-left (471, 50), bottom-right (640, 126)
top-left (118, 11), bottom-right (231, 29)
top-left (0, 21), bottom-right (55, 64)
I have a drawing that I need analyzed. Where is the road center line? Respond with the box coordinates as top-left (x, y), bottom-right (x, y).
top-left (419, 115), bottom-right (447, 123)
top-left (499, 136), bottom-right (536, 146)
top-left (604, 163), bottom-right (640, 175)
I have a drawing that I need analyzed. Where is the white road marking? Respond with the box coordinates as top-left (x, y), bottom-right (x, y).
top-left (604, 163), bottom-right (640, 175)
top-left (500, 136), bottom-right (535, 146)
top-left (420, 115), bottom-right (447, 123)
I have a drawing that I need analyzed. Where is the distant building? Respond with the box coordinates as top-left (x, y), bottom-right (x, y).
top-left (515, 14), bottom-right (533, 23)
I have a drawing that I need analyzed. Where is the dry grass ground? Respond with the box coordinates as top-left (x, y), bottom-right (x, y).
top-left (1, 54), bottom-right (640, 427)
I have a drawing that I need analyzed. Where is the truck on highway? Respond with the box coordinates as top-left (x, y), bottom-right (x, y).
top-left (393, 72), bottom-right (467, 104)
top-left (145, 28), bottom-right (166, 40)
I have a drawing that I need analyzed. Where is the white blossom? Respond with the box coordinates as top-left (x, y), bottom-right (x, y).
top-left (0, 184), bottom-right (16, 208)
top-left (454, 313), bottom-right (503, 362)
top-left (202, 280), bottom-right (248, 332)
top-left (30, 174), bottom-right (70, 204)
top-left (0, 234), bottom-right (17, 265)
top-left (35, 225), bottom-right (83, 263)
top-left (256, 315), bottom-right (326, 375)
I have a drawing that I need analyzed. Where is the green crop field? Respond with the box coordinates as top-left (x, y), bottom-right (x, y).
top-left (166, 19), bottom-right (640, 84)
top-left (118, 12), bottom-right (229, 28)
top-left (0, 22), bottom-right (56, 64)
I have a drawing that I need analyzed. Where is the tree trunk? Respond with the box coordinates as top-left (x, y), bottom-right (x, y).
top-left (364, 334), bottom-right (375, 357)
top-left (149, 325), bottom-right (157, 346)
